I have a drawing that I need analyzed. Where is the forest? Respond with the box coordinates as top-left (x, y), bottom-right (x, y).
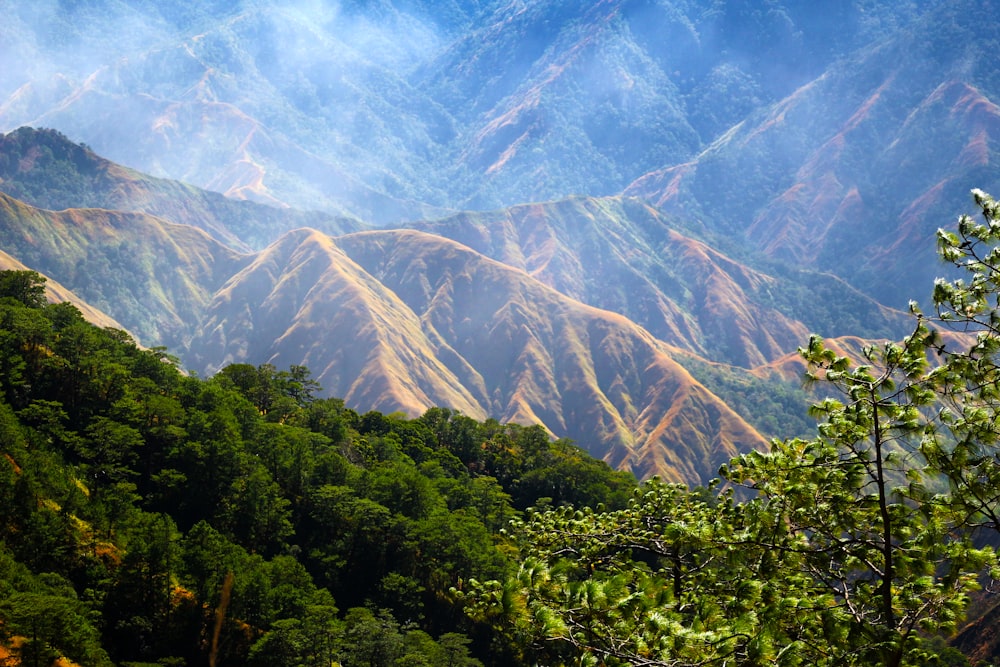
top-left (0, 267), bottom-right (635, 666)
top-left (7, 191), bottom-right (1000, 667)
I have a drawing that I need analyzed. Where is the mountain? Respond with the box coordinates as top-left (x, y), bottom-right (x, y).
top-left (190, 227), bottom-right (487, 419)
top-left (0, 0), bottom-right (460, 222)
top-left (411, 0), bottom-right (916, 209)
top-left (4, 1), bottom-right (985, 304)
top-left (0, 0), bottom-right (933, 220)
top-left (412, 195), bottom-right (910, 367)
top-left (0, 127), bottom-right (362, 251)
top-left (2, 0), bottom-right (997, 483)
top-left (625, 0), bottom-right (1000, 308)
top-left (0, 183), bottom-right (768, 482)
top-left (191, 226), bottom-right (768, 482)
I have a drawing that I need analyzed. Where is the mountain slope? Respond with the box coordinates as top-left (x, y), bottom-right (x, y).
top-left (626, 0), bottom-right (1000, 307)
top-left (189, 228), bottom-right (487, 419)
top-left (414, 195), bottom-right (910, 367)
top-left (333, 229), bottom-right (767, 481)
top-left (0, 127), bottom-right (362, 251)
top-left (0, 191), bottom-right (245, 350)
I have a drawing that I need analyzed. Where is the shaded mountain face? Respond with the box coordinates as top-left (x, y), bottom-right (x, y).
top-left (626, 0), bottom-right (1000, 308)
top-left (0, 127), bottom-right (362, 252)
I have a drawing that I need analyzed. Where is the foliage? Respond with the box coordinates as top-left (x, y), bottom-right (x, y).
top-left (0, 269), bottom-right (47, 309)
top-left (461, 481), bottom-right (821, 666)
top-left (922, 188), bottom-right (1000, 538)
top-left (0, 279), bottom-right (635, 665)
top-left (723, 331), bottom-right (990, 667)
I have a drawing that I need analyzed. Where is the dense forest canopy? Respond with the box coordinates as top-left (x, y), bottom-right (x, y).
top-left (0, 268), bottom-right (635, 666)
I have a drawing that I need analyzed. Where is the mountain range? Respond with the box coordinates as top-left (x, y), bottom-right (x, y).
top-left (1, 0), bottom-right (999, 483)
top-left (0, 147), bottom-right (770, 483)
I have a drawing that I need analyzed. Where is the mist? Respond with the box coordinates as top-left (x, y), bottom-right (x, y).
top-left (2, 0), bottom-right (998, 487)
top-left (0, 0), bottom-right (968, 229)
top-left (0, 0), bottom-right (458, 221)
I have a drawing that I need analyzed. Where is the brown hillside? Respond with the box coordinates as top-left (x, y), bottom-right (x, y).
top-left (336, 229), bottom-right (768, 482)
top-left (415, 195), bottom-right (811, 368)
top-left (189, 228), bottom-right (486, 419)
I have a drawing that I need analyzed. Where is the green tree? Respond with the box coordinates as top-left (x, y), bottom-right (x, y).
top-left (922, 188), bottom-right (1000, 537)
top-left (102, 512), bottom-right (182, 663)
top-left (461, 481), bottom-right (816, 666)
top-left (340, 607), bottom-right (405, 667)
top-left (0, 299), bottom-right (51, 408)
top-left (0, 591), bottom-right (111, 667)
top-left (80, 415), bottom-right (144, 483)
top-left (0, 270), bottom-right (46, 309)
top-left (466, 332), bottom-right (989, 666)
top-left (724, 330), bottom-right (992, 666)
top-left (217, 463), bottom-right (294, 556)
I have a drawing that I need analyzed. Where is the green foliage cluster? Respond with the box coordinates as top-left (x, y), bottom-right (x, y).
top-left (0, 269), bottom-right (635, 666)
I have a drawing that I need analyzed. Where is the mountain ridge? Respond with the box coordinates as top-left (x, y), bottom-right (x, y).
top-left (0, 0), bottom-right (940, 221)
top-left (625, 0), bottom-right (1000, 306)
top-left (413, 194), bottom-right (911, 367)
top-left (0, 177), bottom-right (770, 482)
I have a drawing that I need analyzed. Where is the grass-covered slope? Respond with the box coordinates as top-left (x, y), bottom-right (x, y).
top-left (0, 190), bottom-right (245, 350)
top-left (190, 227), bottom-right (768, 482)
